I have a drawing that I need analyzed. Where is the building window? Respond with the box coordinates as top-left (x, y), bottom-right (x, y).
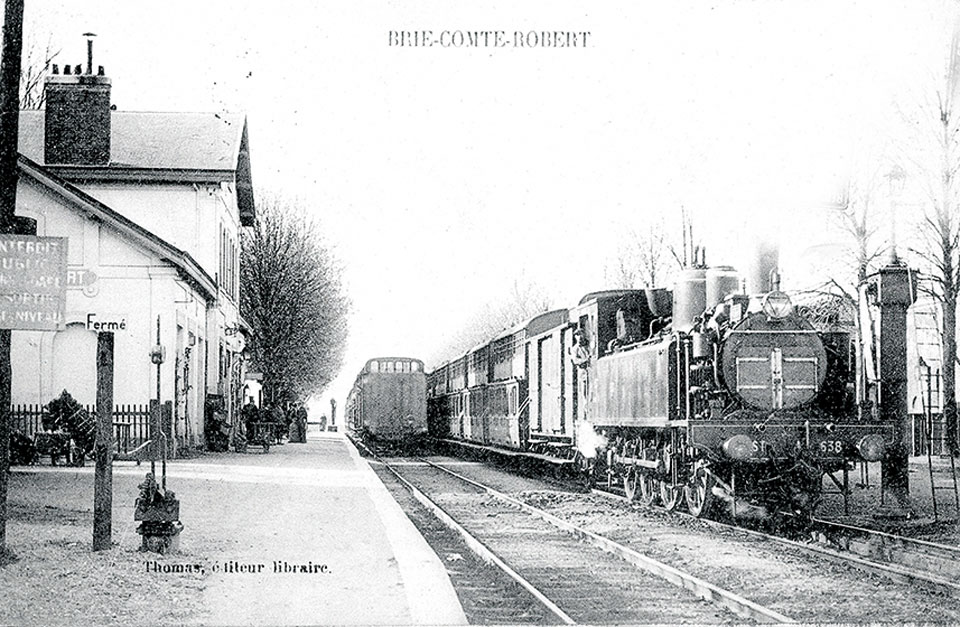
top-left (220, 225), bottom-right (238, 301)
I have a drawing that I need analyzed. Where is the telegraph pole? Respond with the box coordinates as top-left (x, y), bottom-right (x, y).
top-left (0, 0), bottom-right (25, 556)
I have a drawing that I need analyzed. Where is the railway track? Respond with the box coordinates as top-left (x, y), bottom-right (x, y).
top-left (378, 455), bottom-right (792, 625)
top-left (413, 454), bottom-right (960, 623)
top-left (591, 485), bottom-right (960, 600)
top-left (434, 438), bottom-right (960, 598)
top-left (812, 517), bottom-right (960, 595)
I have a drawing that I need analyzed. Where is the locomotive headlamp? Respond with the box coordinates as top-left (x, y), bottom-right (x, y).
top-left (722, 434), bottom-right (754, 460)
top-left (857, 434), bottom-right (886, 462)
top-left (761, 291), bottom-right (794, 319)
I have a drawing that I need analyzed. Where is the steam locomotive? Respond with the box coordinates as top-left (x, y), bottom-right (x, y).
top-left (427, 251), bottom-right (893, 518)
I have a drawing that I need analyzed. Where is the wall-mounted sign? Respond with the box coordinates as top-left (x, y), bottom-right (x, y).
top-left (67, 268), bottom-right (99, 297)
top-left (85, 312), bottom-right (128, 333)
top-left (0, 235), bottom-right (68, 330)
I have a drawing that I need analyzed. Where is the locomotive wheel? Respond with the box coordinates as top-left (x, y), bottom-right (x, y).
top-left (658, 481), bottom-right (682, 511)
top-left (637, 472), bottom-right (660, 507)
top-left (623, 469), bottom-right (638, 501)
top-left (684, 462), bottom-right (715, 518)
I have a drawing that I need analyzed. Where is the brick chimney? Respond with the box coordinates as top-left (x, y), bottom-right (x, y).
top-left (43, 34), bottom-right (111, 166)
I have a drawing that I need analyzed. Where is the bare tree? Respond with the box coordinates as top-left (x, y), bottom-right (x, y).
top-left (19, 36), bottom-right (56, 109)
top-left (803, 174), bottom-right (889, 410)
top-left (899, 9), bottom-right (960, 454)
top-left (604, 217), bottom-right (681, 289)
top-left (240, 195), bottom-right (349, 405)
top-left (429, 276), bottom-right (553, 366)
top-left (836, 173), bottom-right (889, 287)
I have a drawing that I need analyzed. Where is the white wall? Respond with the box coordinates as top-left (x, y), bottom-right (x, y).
top-left (77, 181), bottom-right (241, 297)
top-left (10, 176), bottom-right (212, 446)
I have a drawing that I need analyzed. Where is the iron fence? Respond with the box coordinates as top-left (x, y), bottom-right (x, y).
top-left (9, 403), bottom-right (152, 455)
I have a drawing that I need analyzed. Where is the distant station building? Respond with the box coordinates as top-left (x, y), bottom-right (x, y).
top-left (906, 297), bottom-right (945, 455)
top-left (9, 47), bottom-right (255, 450)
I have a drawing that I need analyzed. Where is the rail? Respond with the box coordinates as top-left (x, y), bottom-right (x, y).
top-left (377, 456), bottom-right (575, 624)
top-left (592, 485), bottom-right (960, 599)
top-left (412, 457), bottom-right (794, 623)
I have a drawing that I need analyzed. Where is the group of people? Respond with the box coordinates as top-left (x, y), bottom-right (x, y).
top-left (240, 400), bottom-right (309, 444)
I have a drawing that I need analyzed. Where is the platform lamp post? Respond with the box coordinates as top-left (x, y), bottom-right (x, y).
top-left (885, 164), bottom-right (907, 264)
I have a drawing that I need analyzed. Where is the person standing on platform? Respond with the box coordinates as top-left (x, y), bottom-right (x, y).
top-left (296, 404), bottom-right (308, 442)
top-left (269, 403), bottom-right (286, 444)
top-left (241, 399), bottom-right (259, 433)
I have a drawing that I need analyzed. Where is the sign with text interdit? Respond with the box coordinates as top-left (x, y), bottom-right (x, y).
top-left (0, 235), bottom-right (68, 330)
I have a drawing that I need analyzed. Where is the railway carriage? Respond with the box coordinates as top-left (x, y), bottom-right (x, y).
top-left (525, 310), bottom-right (578, 454)
top-left (428, 310), bottom-right (568, 454)
top-left (345, 357), bottom-right (427, 447)
top-left (485, 322), bottom-right (530, 449)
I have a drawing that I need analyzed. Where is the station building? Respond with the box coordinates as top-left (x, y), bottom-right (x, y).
top-left (9, 56), bottom-right (255, 450)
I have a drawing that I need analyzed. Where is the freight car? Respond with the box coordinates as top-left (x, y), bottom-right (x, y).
top-left (428, 253), bottom-right (895, 519)
top-left (346, 357), bottom-right (428, 452)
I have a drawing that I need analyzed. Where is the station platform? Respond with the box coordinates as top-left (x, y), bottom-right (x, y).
top-left (8, 430), bottom-right (466, 625)
top-left (191, 430), bottom-right (467, 625)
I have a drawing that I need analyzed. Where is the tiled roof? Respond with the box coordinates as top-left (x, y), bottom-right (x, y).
top-left (18, 110), bottom-right (246, 170)
top-left (18, 109), bottom-right (256, 226)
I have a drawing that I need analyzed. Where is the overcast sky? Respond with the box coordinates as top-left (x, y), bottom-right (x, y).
top-left (14, 1), bottom-right (951, 411)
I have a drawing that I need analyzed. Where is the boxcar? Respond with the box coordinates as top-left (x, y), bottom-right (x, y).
top-left (346, 357), bottom-right (427, 444)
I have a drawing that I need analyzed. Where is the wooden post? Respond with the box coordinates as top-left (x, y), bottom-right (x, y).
top-left (0, 0), bottom-right (23, 225)
top-left (93, 332), bottom-right (114, 551)
top-left (0, 0), bottom-right (24, 554)
top-left (0, 329), bottom-right (10, 553)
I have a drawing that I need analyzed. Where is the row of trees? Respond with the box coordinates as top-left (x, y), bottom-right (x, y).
top-left (429, 276), bottom-right (553, 366)
top-left (430, 213), bottom-right (697, 366)
top-left (240, 196), bottom-right (349, 407)
top-left (598, 12), bottom-right (960, 457)
top-left (433, 3), bottom-right (960, 452)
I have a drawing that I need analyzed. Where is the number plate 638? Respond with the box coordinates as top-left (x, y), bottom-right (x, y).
top-left (819, 440), bottom-right (844, 454)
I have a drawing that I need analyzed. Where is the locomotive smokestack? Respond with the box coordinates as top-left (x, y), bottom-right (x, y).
top-left (745, 239), bottom-right (780, 294)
